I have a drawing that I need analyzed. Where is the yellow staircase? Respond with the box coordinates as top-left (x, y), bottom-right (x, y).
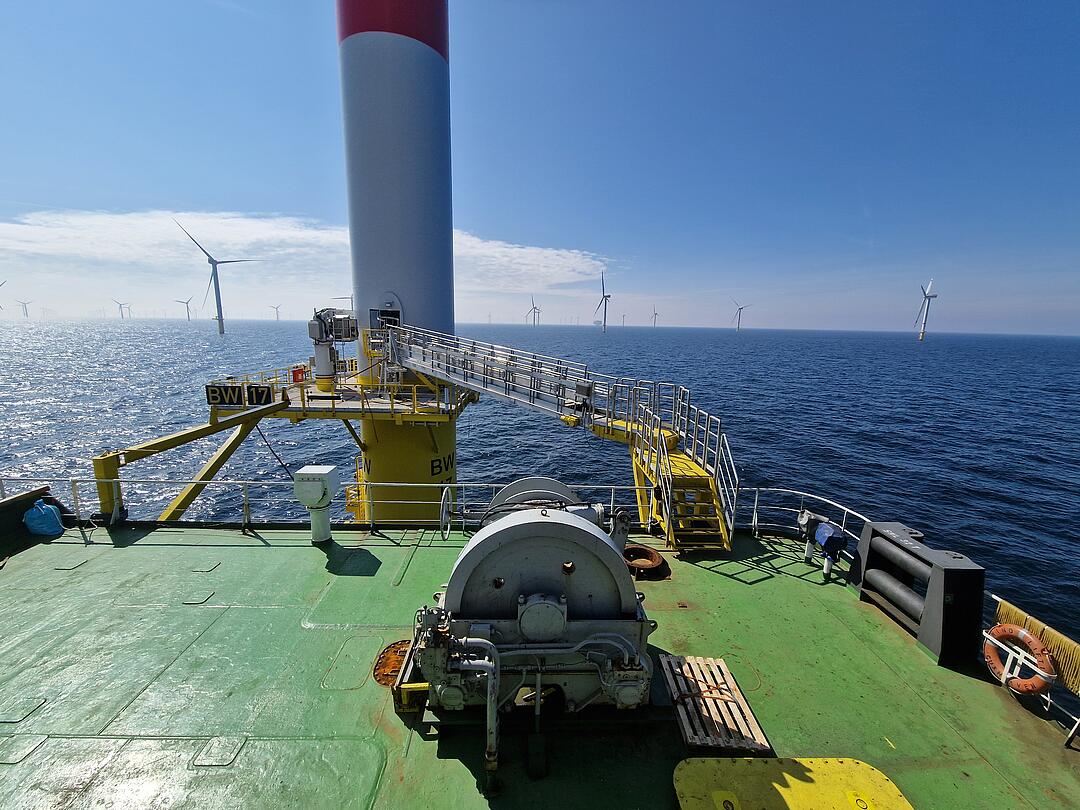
top-left (630, 415), bottom-right (732, 551)
top-left (668, 476), bottom-right (728, 546)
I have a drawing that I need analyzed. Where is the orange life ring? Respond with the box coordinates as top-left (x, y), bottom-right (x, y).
top-left (983, 623), bottom-right (1056, 695)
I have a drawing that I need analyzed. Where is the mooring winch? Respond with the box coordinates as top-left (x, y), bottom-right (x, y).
top-left (402, 477), bottom-right (657, 780)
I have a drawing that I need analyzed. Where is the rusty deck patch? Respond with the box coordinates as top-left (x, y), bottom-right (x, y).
top-left (374, 640), bottom-right (412, 687)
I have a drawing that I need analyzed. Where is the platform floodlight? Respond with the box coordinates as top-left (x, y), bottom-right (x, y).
top-left (294, 465), bottom-right (341, 544)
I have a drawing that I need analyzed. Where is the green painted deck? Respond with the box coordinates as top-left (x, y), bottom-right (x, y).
top-left (0, 526), bottom-right (1076, 808)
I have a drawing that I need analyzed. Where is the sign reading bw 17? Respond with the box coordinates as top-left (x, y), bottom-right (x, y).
top-left (205, 384), bottom-right (274, 407)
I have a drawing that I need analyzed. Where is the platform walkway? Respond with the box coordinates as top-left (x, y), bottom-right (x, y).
top-left (386, 325), bottom-right (737, 549)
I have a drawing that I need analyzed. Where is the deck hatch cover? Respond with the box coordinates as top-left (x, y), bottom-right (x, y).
top-left (0, 697), bottom-right (46, 724)
top-left (192, 735), bottom-right (246, 767)
top-left (0, 734), bottom-right (48, 764)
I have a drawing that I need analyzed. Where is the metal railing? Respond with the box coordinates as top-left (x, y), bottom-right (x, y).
top-left (207, 363), bottom-right (311, 388)
top-left (629, 403), bottom-right (674, 538)
top-left (383, 325), bottom-right (740, 538)
top-left (2, 477), bottom-right (873, 560)
top-left (0, 476), bottom-right (652, 534)
top-left (388, 324), bottom-right (609, 422)
top-left (738, 486), bottom-right (874, 564)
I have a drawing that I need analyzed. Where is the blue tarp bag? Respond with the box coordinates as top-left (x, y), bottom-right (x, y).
top-left (23, 499), bottom-right (65, 537)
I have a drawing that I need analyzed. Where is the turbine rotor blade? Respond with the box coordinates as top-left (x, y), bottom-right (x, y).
top-left (594, 299), bottom-right (604, 315)
top-left (216, 259), bottom-right (261, 265)
top-left (202, 272), bottom-right (215, 309)
top-left (174, 219), bottom-right (215, 261)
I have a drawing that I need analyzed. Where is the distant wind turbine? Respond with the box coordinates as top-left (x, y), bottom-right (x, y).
top-left (915, 279), bottom-right (938, 341)
top-left (652, 308), bottom-right (659, 328)
top-left (731, 299), bottom-right (750, 331)
top-left (622, 313), bottom-right (627, 327)
top-left (594, 271), bottom-right (612, 332)
top-left (175, 296), bottom-right (193, 321)
top-left (112, 299), bottom-right (129, 320)
top-left (175, 219), bottom-right (260, 336)
top-left (525, 296), bottom-right (541, 326)
top-left (17, 300), bottom-right (31, 318)
top-left (0, 279), bottom-right (5, 310)
top-left (270, 304), bottom-right (282, 321)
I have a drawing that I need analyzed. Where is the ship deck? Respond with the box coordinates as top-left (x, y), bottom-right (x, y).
top-left (1, 525), bottom-right (1076, 809)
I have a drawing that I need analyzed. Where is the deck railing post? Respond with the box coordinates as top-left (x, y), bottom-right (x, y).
top-left (111, 481), bottom-right (121, 525)
top-left (752, 488), bottom-right (760, 537)
top-left (242, 483), bottom-right (251, 527)
top-left (70, 480), bottom-right (82, 523)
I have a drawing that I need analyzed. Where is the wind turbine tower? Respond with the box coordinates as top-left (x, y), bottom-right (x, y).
top-left (175, 297), bottom-right (193, 321)
top-left (916, 279), bottom-right (938, 341)
top-left (525, 296), bottom-right (541, 326)
top-left (175, 220), bottom-right (260, 335)
top-left (652, 308), bottom-right (659, 328)
top-left (732, 299), bottom-right (750, 331)
top-left (270, 304), bottom-right (282, 321)
top-left (594, 271), bottom-right (612, 332)
top-left (18, 300), bottom-right (31, 318)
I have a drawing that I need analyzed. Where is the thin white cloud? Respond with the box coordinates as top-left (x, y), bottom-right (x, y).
top-left (453, 231), bottom-right (607, 293)
top-left (0, 209), bottom-right (608, 304)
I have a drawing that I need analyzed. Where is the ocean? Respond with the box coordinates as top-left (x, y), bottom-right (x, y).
top-left (2, 319), bottom-right (1078, 640)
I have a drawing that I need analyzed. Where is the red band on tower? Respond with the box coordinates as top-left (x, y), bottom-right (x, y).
top-left (337, 0), bottom-right (449, 60)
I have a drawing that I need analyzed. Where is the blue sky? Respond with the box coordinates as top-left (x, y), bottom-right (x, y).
top-left (1, 1), bottom-right (1078, 333)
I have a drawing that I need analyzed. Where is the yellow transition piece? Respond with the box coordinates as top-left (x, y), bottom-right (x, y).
top-left (674, 758), bottom-right (913, 810)
top-left (358, 419), bottom-right (456, 523)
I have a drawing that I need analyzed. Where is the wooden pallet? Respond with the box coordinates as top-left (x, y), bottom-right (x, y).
top-left (659, 654), bottom-right (772, 754)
